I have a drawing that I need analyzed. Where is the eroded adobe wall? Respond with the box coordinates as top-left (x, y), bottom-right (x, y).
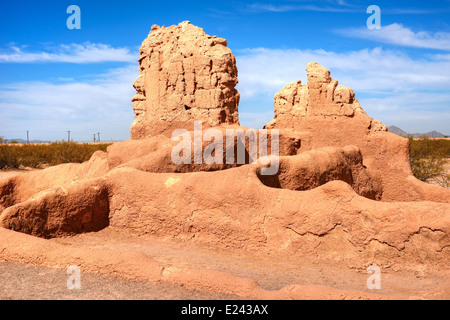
top-left (265, 62), bottom-right (450, 202)
top-left (131, 21), bottom-right (240, 139)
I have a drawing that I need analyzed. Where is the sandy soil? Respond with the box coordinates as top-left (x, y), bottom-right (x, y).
top-left (0, 169), bottom-right (44, 182)
top-left (1, 169), bottom-right (449, 300)
top-left (1, 226), bottom-right (449, 300)
top-left (0, 260), bottom-right (240, 300)
top-left (61, 228), bottom-right (450, 299)
top-left (426, 158), bottom-right (450, 188)
top-left (0, 170), bottom-right (28, 181)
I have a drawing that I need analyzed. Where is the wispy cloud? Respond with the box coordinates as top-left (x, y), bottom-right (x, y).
top-left (0, 65), bottom-right (138, 141)
top-left (2, 41), bottom-right (450, 139)
top-left (0, 43), bottom-right (138, 63)
top-left (239, 111), bottom-right (275, 130)
top-left (236, 47), bottom-right (450, 98)
top-left (337, 23), bottom-right (450, 51)
top-left (235, 47), bottom-right (450, 134)
top-left (383, 8), bottom-right (439, 15)
top-left (244, 1), bottom-right (357, 13)
top-left (220, 2), bottom-right (439, 17)
top-left (362, 93), bottom-right (450, 133)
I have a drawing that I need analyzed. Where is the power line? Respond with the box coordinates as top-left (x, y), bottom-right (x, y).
top-left (1, 129), bottom-right (123, 143)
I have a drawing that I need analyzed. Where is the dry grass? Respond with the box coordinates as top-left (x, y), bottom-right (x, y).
top-left (0, 141), bottom-right (111, 169)
top-left (409, 137), bottom-right (450, 188)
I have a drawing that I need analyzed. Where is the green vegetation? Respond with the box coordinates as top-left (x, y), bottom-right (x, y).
top-left (0, 138), bottom-right (111, 169)
top-left (409, 137), bottom-right (450, 188)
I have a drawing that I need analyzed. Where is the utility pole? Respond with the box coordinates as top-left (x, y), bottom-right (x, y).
top-left (93, 134), bottom-right (96, 143)
top-left (27, 130), bottom-right (29, 144)
top-left (97, 132), bottom-right (100, 143)
top-left (67, 130), bottom-right (71, 142)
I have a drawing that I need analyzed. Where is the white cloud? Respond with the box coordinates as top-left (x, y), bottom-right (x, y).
top-left (235, 47), bottom-right (450, 134)
top-left (0, 65), bottom-right (138, 141)
top-left (0, 43), bottom-right (138, 63)
top-left (384, 8), bottom-right (438, 14)
top-left (236, 47), bottom-right (450, 98)
top-left (360, 93), bottom-right (450, 133)
top-left (244, 2), bottom-right (355, 13)
top-left (1, 44), bottom-right (449, 141)
top-left (239, 111), bottom-right (275, 129)
top-left (337, 23), bottom-right (450, 51)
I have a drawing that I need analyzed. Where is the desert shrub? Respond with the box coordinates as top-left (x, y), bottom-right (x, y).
top-left (0, 138), bottom-right (19, 169)
top-left (409, 137), bottom-right (450, 187)
top-left (0, 142), bottom-right (111, 169)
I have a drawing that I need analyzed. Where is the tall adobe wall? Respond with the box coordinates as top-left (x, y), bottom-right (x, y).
top-left (0, 23), bottom-right (449, 272)
top-left (266, 62), bottom-right (386, 131)
top-left (131, 21), bottom-right (240, 139)
top-left (266, 62), bottom-right (450, 202)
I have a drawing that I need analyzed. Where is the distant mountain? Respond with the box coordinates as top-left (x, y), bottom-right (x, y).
top-left (388, 126), bottom-right (408, 137)
top-left (388, 126), bottom-right (447, 138)
top-left (3, 138), bottom-right (52, 144)
top-left (416, 131), bottom-right (447, 138)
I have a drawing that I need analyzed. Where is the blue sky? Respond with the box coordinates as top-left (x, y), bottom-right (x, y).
top-left (1, 0), bottom-right (449, 141)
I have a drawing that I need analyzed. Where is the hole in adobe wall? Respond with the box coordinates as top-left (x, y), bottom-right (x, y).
top-left (219, 110), bottom-right (227, 122)
top-left (184, 105), bottom-right (191, 111)
top-left (0, 178), bottom-right (17, 210)
top-left (257, 170), bottom-right (282, 189)
top-left (256, 159), bottom-right (382, 201)
top-left (1, 185), bottom-right (111, 239)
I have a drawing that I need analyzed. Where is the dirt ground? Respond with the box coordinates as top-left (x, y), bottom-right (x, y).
top-left (1, 169), bottom-right (449, 300)
top-left (445, 158), bottom-right (450, 175)
top-left (426, 158), bottom-right (450, 188)
top-left (0, 260), bottom-right (240, 300)
top-left (0, 170), bottom-right (29, 181)
top-left (55, 228), bottom-right (450, 298)
top-left (1, 225), bottom-right (449, 300)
